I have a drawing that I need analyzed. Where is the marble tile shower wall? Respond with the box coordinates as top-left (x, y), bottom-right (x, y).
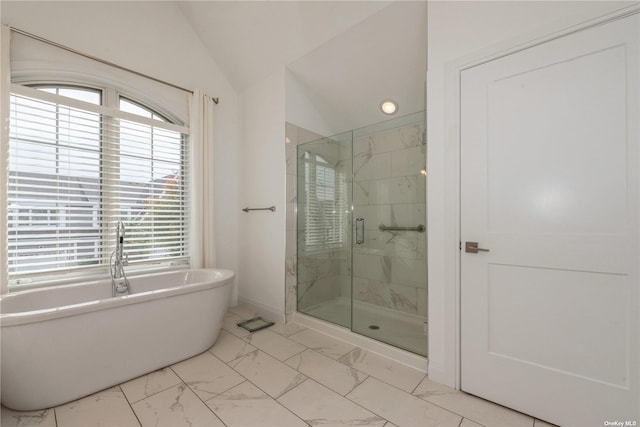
top-left (352, 123), bottom-right (427, 317)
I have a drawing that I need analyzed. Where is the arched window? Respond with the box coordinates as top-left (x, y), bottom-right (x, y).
top-left (7, 83), bottom-right (189, 289)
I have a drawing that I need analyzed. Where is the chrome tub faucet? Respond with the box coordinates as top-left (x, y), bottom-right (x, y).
top-left (110, 220), bottom-right (130, 296)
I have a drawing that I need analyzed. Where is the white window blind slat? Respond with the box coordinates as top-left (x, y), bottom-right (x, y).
top-left (8, 86), bottom-right (189, 286)
top-left (301, 152), bottom-right (348, 251)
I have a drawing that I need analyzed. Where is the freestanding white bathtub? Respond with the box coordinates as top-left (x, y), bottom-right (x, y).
top-left (0, 268), bottom-right (234, 411)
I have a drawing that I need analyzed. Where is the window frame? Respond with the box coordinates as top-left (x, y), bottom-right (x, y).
top-left (6, 80), bottom-right (190, 291)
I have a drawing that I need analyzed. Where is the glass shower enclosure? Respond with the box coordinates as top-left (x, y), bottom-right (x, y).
top-left (296, 112), bottom-right (427, 356)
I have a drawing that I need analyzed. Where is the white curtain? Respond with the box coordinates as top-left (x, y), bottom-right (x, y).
top-left (189, 90), bottom-right (217, 268)
top-left (0, 25), bottom-right (10, 293)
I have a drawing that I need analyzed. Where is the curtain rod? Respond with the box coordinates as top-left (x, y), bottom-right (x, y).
top-left (10, 27), bottom-right (220, 104)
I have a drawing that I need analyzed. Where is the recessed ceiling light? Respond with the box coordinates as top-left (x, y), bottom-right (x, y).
top-left (380, 99), bottom-right (398, 115)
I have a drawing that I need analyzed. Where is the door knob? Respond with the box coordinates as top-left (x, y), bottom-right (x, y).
top-left (465, 241), bottom-right (490, 253)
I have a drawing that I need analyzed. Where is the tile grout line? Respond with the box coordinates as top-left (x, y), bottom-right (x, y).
top-left (343, 376), bottom-right (465, 426)
top-left (169, 361), bottom-right (240, 399)
top-left (283, 347), bottom-right (371, 397)
top-left (410, 372), bottom-right (429, 394)
top-left (413, 389), bottom-right (535, 427)
top-left (335, 348), bottom-right (426, 395)
top-left (254, 320), bottom-right (427, 403)
top-left (166, 364), bottom-right (230, 427)
top-left (255, 378), bottom-right (313, 427)
top-left (121, 369), bottom-right (184, 405)
top-left (241, 331), bottom-right (310, 362)
top-left (205, 350), bottom-right (312, 427)
top-left (118, 385), bottom-right (143, 427)
top-left (209, 349), bottom-right (312, 422)
top-left (285, 377), bottom-right (390, 426)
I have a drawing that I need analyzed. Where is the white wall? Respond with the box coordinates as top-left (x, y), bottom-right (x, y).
top-left (285, 70), bottom-right (338, 138)
top-left (286, 1), bottom-right (426, 135)
top-left (1, 1), bottom-right (239, 300)
top-left (426, 0), bottom-right (637, 387)
top-left (237, 68), bottom-right (287, 321)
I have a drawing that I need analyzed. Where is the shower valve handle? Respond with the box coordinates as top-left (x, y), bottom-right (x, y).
top-left (356, 217), bottom-right (365, 245)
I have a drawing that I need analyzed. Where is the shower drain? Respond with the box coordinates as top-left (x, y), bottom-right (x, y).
top-left (368, 325), bottom-right (380, 330)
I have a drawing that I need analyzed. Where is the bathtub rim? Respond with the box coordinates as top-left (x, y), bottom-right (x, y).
top-left (0, 268), bottom-right (235, 327)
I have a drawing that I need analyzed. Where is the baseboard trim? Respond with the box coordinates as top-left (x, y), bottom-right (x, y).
top-left (237, 296), bottom-right (285, 324)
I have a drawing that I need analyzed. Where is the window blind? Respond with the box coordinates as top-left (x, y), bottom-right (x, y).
top-left (302, 152), bottom-right (347, 250)
top-left (8, 84), bottom-right (190, 286)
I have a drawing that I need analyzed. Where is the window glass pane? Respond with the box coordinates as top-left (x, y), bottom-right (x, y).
top-left (120, 97), bottom-right (168, 122)
top-left (120, 98), bottom-right (152, 118)
top-left (35, 86), bottom-right (101, 105)
top-left (58, 87), bottom-right (100, 105)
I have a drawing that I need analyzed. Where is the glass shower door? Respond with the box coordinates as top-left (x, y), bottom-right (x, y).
top-left (295, 112), bottom-right (427, 357)
top-left (351, 112), bottom-right (428, 356)
top-left (296, 132), bottom-right (352, 328)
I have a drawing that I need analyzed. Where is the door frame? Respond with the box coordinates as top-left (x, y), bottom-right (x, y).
top-left (439, 3), bottom-right (640, 391)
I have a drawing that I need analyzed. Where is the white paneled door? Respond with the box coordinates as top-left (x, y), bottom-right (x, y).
top-left (460, 13), bottom-right (639, 427)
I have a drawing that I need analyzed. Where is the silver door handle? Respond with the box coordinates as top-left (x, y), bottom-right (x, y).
top-left (465, 241), bottom-right (489, 253)
top-left (356, 217), bottom-right (364, 244)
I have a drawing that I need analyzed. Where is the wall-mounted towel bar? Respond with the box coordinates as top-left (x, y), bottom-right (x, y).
top-left (379, 224), bottom-right (425, 232)
top-left (242, 206), bottom-right (276, 213)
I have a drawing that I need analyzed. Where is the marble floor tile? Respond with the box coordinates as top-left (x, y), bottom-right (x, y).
top-left (269, 321), bottom-right (307, 337)
top-left (0, 407), bottom-right (56, 427)
top-left (288, 328), bottom-right (356, 359)
top-left (460, 419), bottom-right (484, 427)
top-left (221, 311), bottom-right (252, 338)
top-left (206, 381), bottom-right (307, 427)
top-left (120, 367), bottom-right (183, 404)
top-left (209, 329), bottom-right (258, 363)
top-left (131, 383), bottom-right (224, 427)
top-left (412, 376), bottom-right (534, 427)
top-left (55, 387), bottom-right (140, 427)
top-left (384, 423), bottom-right (399, 427)
top-left (285, 349), bottom-right (368, 395)
top-left (242, 329), bottom-right (307, 361)
top-left (278, 379), bottom-right (386, 427)
top-left (347, 377), bottom-right (462, 427)
top-left (338, 348), bottom-right (425, 393)
top-left (535, 419), bottom-right (560, 427)
top-left (171, 351), bottom-right (245, 401)
top-left (228, 350), bottom-right (307, 399)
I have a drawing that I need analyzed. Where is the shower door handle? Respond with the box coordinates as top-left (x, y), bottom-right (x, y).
top-left (356, 217), bottom-right (364, 244)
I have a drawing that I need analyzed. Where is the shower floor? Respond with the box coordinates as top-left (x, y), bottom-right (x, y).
top-left (304, 297), bottom-right (428, 356)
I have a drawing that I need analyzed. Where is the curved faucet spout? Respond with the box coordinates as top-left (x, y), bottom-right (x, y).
top-left (110, 220), bottom-right (130, 296)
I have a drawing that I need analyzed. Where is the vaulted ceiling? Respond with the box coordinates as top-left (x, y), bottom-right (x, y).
top-left (178, 1), bottom-right (393, 91)
top-left (178, 0), bottom-right (426, 133)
